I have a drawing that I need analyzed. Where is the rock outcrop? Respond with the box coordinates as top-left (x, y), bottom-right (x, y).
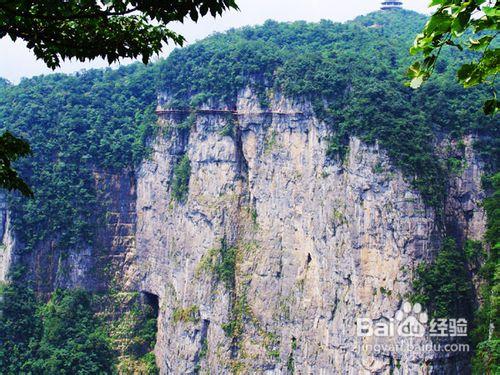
top-left (131, 89), bottom-right (485, 373)
top-left (0, 89), bottom-right (486, 374)
top-left (0, 194), bottom-right (15, 282)
top-left (2, 171), bottom-right (137, 294)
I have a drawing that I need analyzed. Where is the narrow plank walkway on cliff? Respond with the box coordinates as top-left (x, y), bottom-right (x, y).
top-left (155, 108), bottom-right (304, 116)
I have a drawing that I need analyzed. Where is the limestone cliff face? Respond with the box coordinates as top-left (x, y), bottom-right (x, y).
top-left (0, 194), bottom-right (16, 282)
top-left (0, 87), bottom-right (486, 373)
top-left (444, 136), bottom-right (486, 245)
top-left (133, 89), bottom-right (486, 374)
top-left (1, 171), bottom-right (137, 294)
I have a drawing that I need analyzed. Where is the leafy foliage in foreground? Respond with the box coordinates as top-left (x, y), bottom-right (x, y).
top-left (408, 0), bottom-right (499, 114)
top-left (0, 0), bottom-right (238, 69)
top-left (0, 131), bottom-right (32, 197)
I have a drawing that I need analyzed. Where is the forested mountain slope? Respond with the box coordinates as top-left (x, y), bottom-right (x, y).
top-left (0, 10), bottom-right (497, 374)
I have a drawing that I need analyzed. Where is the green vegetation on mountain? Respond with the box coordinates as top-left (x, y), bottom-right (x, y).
top-left (471, 172), bottom-right (500, 374)
top-left (171, 154), bottom-right (192, 203)
top-left (0, 274), bottom-right (158, 374)
top-left (0, 65), bottom-right (161, 372)
top-left (0, 273), bottom-right (113, 373)
top-left (159, 10), bottom-right (497, 208)
top-left (0, 270), bottom-right (41, 373)
top-left (411, 172), bottom-right (500, 373)
top-left (0, 9), bottom-right (498, 373)
top-left (411, 237), bottom-right (473, 318)
top-left (0, 64), bottom-right (159, 252)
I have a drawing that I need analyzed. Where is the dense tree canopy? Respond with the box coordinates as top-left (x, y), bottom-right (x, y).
top-left (0, 0), bottom-right (238, 196)
top-left (0, 281), bottom-right (158, 374)
top-left (0, 64), bottom-right (159, 252)
top-left (0, 10), bottom-right (498, 372)
top-left (408, 0), bottom-right (499, 114)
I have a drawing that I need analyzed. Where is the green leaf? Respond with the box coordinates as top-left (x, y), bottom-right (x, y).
top-left (468, 36), bottom-right (494, 51)
top-left (190, 9), bottom-right (199, 22)
top-left (407, 61), bottom-right (422, 78)
top-left (483, 6), bottom-right (500, 18)
top-left (456, 63), bottom-right (476, 81)
top-left (429, 0), bottom-right (446, 6)
top-left (451, 10), bottom-right (470, 36)
top-left (425, 12), bottom-right (453, 34)
top-left (422, 55), bottom-right (437, 70)
top-left (0, 131), bottom-right (33, 197)
top-left (483, 99), bottom-right (499, 115)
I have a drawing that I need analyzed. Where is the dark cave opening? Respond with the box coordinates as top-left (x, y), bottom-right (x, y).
top-left (141, 291), bottom-right (159, 318)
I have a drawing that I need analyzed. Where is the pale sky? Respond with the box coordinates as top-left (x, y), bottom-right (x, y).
top-left (0, 0), bottom-right (431, 84)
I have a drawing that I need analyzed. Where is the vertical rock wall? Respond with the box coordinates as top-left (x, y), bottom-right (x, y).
top-left (0, 88), bottom-right (486, 373)
top-left (3, 170), bottom-right (137, 294)
top-left (134, 89), bottom-right (486, 373)
top-left (0, 194), bottom-right (15, 282)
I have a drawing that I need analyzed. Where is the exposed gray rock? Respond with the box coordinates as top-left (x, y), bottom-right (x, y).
top-left (0, 88), bottom-right (486, 374)
top-left (0, 194), bottom-right (16, 283)
top-left (134, 89), bottom-right (485, 374)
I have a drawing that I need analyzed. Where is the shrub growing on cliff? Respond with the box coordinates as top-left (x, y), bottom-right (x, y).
top-left (30, 289), bottom-right (114, 374)
top-left (171, 154), bottom-right (191, 203)
top-left (196, 238), bottom-right (238, 290)
top-left (219, 120), bottom-right (235, 138)
top-left (0, 286), bottom-right (115, 374)
top-left (472, 172), bottom-right (500, 374)
top-left (216, 240), bottom-right (238, 290)
top-left (110, 298), bottom-right (159, 374)
top-left (411, 238), bottom-right (472, 319)
top-left (172, 305), bottom-right (200, 324)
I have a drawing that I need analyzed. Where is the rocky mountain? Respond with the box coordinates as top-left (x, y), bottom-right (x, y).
top-left (0, 9), bottom-right (497, 374)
